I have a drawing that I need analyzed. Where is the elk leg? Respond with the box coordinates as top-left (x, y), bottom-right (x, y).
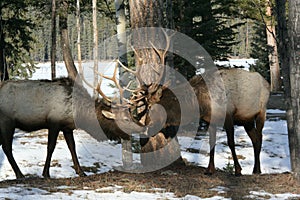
top-left (63, 130), bottom-right (86, 177)
top-left (0, 127), bottom-right (24, 179)
top-left (225, 117), bottom-right (242, 176)
top-left (244, 118), bottom-right (263, 174)
top-left (42, 128), bottom-right (59, 178)
top-left (206, 125), bottom-right (217, 175)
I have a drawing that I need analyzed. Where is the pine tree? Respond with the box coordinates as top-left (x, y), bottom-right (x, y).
top-left (249, 22), bottom-right (270, 83)
top-left (0, 0), bottom-right (36, 80)
top-left (172, 0), bottom-right (242, 79)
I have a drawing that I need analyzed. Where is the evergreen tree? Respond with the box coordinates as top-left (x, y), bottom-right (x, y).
top-left (172, 0), bottom-right (242, 79)
top-left (249, 22), bottom-right (271, 83)
top-left (0, 0), bottom-right (36, 80)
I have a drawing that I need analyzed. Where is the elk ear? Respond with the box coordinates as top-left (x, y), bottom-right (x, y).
top-left (102, 110), bottom-right (116, 119)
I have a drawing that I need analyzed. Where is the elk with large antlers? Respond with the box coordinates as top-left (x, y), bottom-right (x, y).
top-left (125, 29), bottom-right (270, 176)
top-left (0, 67), bottom-right (146, 179)
top-left (137, 68), bottom-right (270, 176)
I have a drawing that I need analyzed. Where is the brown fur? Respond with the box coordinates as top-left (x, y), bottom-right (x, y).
top-left (0, 78), bottom-right (145, 179)
top-left (143, 68), bottom-right (270, 175)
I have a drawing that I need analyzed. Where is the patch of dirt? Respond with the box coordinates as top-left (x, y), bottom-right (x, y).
top-left (0, 161), bottom-right (299, 199)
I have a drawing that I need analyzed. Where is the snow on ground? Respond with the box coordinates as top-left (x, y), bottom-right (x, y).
top-left (31, 61), bottom-right (119, 97)
top-left (245, 190), bottom-right (300, 200)
top-left (180, 119), bottom-right (291, 175)
top-left (0, 61), bottom-right (298, 199)
top-left (0, 185), bottom-right (231, 200)
top-left (0, 185), bottom-right (181, 200)
top-left (0, 119), bottom-right (290, 179)
top-left (0, 118), bottom-right (295, 199)
top-left (214, 58), bottom-right (257, 70)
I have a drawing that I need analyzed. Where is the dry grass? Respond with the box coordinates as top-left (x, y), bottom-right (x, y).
top-left (0, 160), bottom-right (299, 199)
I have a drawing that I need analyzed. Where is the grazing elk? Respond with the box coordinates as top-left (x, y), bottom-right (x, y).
top-left (0, 69), bottom-right (146, 179)
top-left (138, 68), bottom-right (270, 176)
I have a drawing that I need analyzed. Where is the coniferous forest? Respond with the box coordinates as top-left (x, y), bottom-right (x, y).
top-left (1, 0), bottom-right (300, 194)
top-left (1, 0), bottom-right (272, 80)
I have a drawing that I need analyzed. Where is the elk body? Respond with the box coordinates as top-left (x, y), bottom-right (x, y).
top-left (0, 78), bottom-right (145, 179)
top-left (142, 68), bottom-right (270, 176)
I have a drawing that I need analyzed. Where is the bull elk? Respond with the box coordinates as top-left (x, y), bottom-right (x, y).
top-left (0, 67), bottom-right (146, 179)
top-left (109, 28), bottom-right (270, 176)
top-left (139, 68), bottom-right (270, 176)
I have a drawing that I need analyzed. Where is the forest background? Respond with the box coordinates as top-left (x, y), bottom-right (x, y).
top-left (0, 0), bottom-right (276, 85)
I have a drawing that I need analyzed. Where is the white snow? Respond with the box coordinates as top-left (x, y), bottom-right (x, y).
top-left (246, 190), bottom-right (300, 200)
top-left (31, 61), bottom-right (119, 97)
top-left (180, 119), bottom-right (291, 175)
top-left (0, 61), bottom-right (298, 199)
top-left (214, 58), bottom-right (257, 70)
top-left (0, 185), bottom-right (180, 200)
top-left (267, 109), bottom-right (286, 114)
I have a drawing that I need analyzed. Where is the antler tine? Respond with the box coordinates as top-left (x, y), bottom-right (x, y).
top-left (149, 41), bottom-right (163, 63)
top-left (93, 62), bottom-right (129, 105)
top-left (117, 59), bottom-right (136, 75)
top-left (161, 28), bottom-right (176, 59)
top-left (131, 45), bottom-right (143, 66)
top-left (113, 47), bottom-right (145, 87)
top-left (150, 29), bottom-right (176, 64)
top-left (95, 77), bottom-right (113, 103)
top-left (80, 70), bottom-right (112, 103)
top-left (122, 80), bottom-right (142, 93)
top-left (130, 45), bottom-right (144, 86)
top-left (149, 29), bottom-right (176, 86)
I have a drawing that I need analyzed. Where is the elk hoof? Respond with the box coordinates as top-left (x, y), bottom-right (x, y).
top-left (253, 170), bottom-right (261, 174)
top-left (16, 173), bottom-right (25, 179)
top-left (204, 171), bottom-right (213, 176)
top-left (42, 172), bottom-right (50, 179)
top-left (235, 172), bottom-right (242, 177)
top-left (78, 171), bottom-right (87, 177)
top-left (204, 168), bottom-right (215, 176)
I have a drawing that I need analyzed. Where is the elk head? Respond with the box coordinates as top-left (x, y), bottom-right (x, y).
top-left (115, 29), bottom-right (176, 126)
top-left (80, 62), bottom-right (147, 137)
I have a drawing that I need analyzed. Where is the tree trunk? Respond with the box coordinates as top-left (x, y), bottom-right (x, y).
top-left (115, 0), bottom-right (134, 169)
top-left (129, 0), bottom-right (181, 169)
top-left (288, 0), bottom-right (300, 182)
top-left (0, 32), bottom-right (8, 81)
top-left (0, 10), bottom-right (9, 81)
top-left (59, 1), bottom-right (78, 81)
top-left (115, 0), bottom-right (131, 92)
top-left (266, 0), bottom-right (281, 91)
top-left (92, 0), bottom-right (98, 97)
top-left (115, 0), bottom-right (131, 84)
top-left (129, 0), bottom-right (164, 84)
top-left (76, 0), bottom-right (83, 77)
top-left (165, 0), bottom-right (175, 83)
top-left (275, 0), bottom-right (294, 170)
top-left (51, 0), bottom-right (57, 80)
top-left (115, 0), bottom-right (128, 67)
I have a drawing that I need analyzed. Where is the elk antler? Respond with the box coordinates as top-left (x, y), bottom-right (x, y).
top-left (116, 58), bottom-right (144, 88)
top-left (79, 66), bottom-right (109, 103)
top-left (93, 62), bottom-right (132, 104)
top-left (148, 28), bottom-right (176, 93)
top-left (149, 28), bottom-right (176, 87)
